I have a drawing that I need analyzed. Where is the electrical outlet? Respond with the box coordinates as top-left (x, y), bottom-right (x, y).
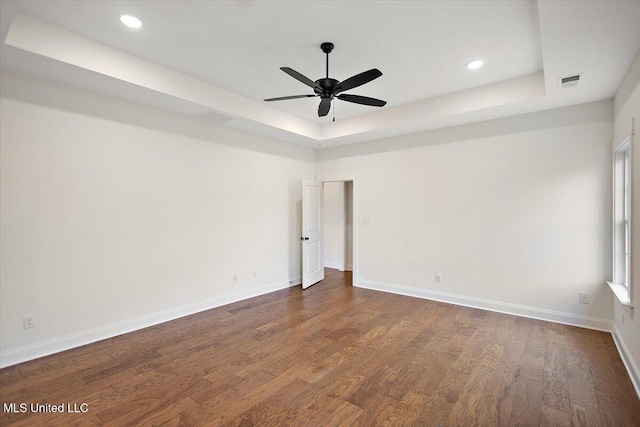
top-left (232, 275), bottom-right (238, 284)
top-left (23, 315), bottom-right (34, 329)
top-left (435, 274), bottom-right (443, 283)
top-left (253, 272), bottom-right (257, 280)
top-left (579, 293), bottom-right (589, 304)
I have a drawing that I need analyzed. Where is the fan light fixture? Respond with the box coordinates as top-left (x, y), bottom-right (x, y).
top-left (466, 60), bottom-right (484, 70)
top-left (120, 15), bottom-right (143, 29)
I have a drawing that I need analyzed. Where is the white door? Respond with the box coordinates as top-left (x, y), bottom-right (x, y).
top-left (302, 179), bottom-right (324, 289)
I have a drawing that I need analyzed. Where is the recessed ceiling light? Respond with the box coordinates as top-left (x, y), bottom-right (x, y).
top-left (466, 60), bottom-right (484, 70)
top-left (120, 15), bottom-right (143, 29)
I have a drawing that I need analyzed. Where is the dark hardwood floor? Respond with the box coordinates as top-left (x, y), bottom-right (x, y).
top-left (1, 268), bottom-right (638, 426)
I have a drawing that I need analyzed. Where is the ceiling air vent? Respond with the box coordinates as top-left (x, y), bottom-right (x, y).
top-left (196, 110), bottom-right (235, 124)
top-left (558, 74), bottom-right (582, 89)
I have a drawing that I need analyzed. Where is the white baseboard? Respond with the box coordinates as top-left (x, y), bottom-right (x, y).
top-left (324, 262), bottom-right (343, 270)
top-left (324, 263), bottom-right (353, 272)
top-left (289, 276), bottom-right (302, 286)
top-left (356, 279), bottom-right (612, 332)
top-left (611, 322), bottom-right (640, 399)
top-left (0, 279), bottom-right (297, 368)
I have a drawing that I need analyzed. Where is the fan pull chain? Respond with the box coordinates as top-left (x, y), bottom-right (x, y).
top-left (333, 101), bottom-right (336, 122)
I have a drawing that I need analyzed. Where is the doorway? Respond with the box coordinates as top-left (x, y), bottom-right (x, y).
top-left (323, 181), bottom-right (354, 285)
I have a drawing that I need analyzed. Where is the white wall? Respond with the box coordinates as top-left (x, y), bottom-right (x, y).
top-left (612, 50), bottom-right (640, 393)
top-left (324, 182), bottom-right (346, 270)
top-left (323, 181), bottom-right (354, 271)
top-left (0, 71), bottom-right (315, 367)
top-left (345, 181), bottom-right (353, 270)
top-left (318, 100), bottom-right (614, 330)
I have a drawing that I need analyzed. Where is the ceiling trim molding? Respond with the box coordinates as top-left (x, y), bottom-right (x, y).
top-left (5, 13), bottom-right (321, 140)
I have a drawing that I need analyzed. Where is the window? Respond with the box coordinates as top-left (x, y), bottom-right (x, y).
top-left (608, 136), bottom-right (633, 306)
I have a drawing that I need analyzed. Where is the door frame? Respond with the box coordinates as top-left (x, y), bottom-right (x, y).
top-left (322, 178), bottom-right (358, 286)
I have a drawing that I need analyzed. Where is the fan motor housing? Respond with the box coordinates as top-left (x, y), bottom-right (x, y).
top-left (315, 78), bottom-right (339, 95)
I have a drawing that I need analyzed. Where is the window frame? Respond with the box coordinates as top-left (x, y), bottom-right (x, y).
top-left (609, 135), bottom-right (633, 307)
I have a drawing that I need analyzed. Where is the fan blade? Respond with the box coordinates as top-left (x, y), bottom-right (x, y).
top-left (318, 98), bottom-right (331, 117)
top-left (333, 69), bottom-right (382, 94)
top-left (337, 94), bottom-right (387, 107)
top-left (281, 67), bottom-right (317, 89)
top-left (264, 94), bottom-right (317, 102)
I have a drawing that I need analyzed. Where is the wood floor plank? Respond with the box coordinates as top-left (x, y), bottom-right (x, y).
top-left (566, 344), bottom-right (603, 427)
top-left (500, 318), bottom-right (532, 368)
top-left (383, 362), bottom-right (425, 400)
top-left (383, 390), bottom-right (431, 426)
top-left (1, 268), bottom-right (638, 426)
top-left (411, 352), bottom-right (458, 396)
top-left (499, 374), bottom-right (543, 426)
top-left (591, 361), bottom-right (639, 408)
top-left (5, 412), bottom-right (104, 427)
top-left (354, 325), bottom-right (389, 349)
top-left (0, 365), bottom-right (23, 387)
top-left (285, 372), bottom-right (367, 412)
top-left (406, 325), bottom-right (437, 349)
top-left (542, 341), bottom-right (570, 413)
top-left (129, 397), bottom-right (200, 427)
top-left (347, 364), bottom-right (393, 408)
top-left (448, 343), bottom-right (505, 425)
top-left (415, 394), bottom-right (455, 427)
top-left (191, 370), bottom-right (283, 425)
top-left (300, 397), bottom-right (363, 427)
top-left (450, 329), bottom-right (494, 374)
top-left (599, 332), bottom-right (630, 377)
top-left (520, 322), bottom-right (547, 381)
top-left (95, 374), bottom-right (203, 425)
top-left (240, 377), bottom-right (309, 425)
top-left (82, 349), bottom-right (164, 384)
top-left (540, 405), bottom-right (572, 427)
top-left (597, 395), bottom-right (640, 427)
top-left (351, 393), bottom-right (399, 427)
top-left (250, 407), bottom-right (300, 427)
top-left (415, 332), bottom-right (451, 361)
top-left (482, 312), bottom-right (517, 346)
top-left (434, 366), bottom-right (470, 404)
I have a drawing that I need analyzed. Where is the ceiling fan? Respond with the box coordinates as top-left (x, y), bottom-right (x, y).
top-left (264, 42), bottom-right (387, 118)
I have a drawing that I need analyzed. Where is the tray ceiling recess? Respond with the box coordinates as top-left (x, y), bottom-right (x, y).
top-left (1, 1), bottom-right (639, 148)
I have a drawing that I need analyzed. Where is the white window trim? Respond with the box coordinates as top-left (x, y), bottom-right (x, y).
top-left (607, 281), bottom-right (631, 306)
top-left (608, 133), bottom-right (633, 308)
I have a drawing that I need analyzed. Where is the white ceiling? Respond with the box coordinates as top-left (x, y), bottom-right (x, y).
top-left (1, 1), bottom-right (639, 148)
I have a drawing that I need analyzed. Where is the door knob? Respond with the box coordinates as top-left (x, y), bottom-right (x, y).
top-left (300, 237), bottom-right (309, 241)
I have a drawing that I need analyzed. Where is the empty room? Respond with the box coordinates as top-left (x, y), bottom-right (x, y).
top-left (1, 0), bottom-right (639, 425)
